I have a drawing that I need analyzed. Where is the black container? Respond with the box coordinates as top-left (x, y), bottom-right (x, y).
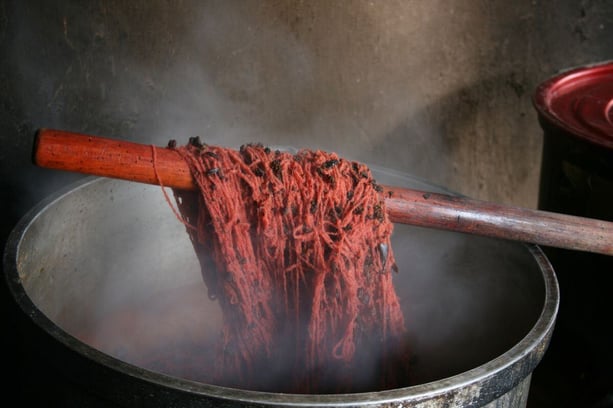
top-left (533, 61), bottom-right (613, 407)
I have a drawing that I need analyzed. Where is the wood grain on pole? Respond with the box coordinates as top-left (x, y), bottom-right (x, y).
top-left (33, 128), bottom-right (613, 256)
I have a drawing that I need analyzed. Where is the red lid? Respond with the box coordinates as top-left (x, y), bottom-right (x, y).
top-left (533, 60), bottom-right (613, 150)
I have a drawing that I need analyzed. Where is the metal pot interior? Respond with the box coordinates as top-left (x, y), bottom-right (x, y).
top-left (7, 167), bottom-right (555, 400)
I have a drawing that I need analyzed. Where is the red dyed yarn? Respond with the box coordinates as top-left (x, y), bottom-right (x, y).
top-left (169, 141), bottom-right (409, 393)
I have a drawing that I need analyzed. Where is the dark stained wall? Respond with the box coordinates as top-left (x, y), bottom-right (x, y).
top-left (3, 1), bottom-right (613, 217)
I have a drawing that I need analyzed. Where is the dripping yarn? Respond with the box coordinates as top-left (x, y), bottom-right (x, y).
top-left (165, 139), bottom-right (410, 393)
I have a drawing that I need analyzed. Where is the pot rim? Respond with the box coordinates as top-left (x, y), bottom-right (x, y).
top-left (532, 59), bottom-right (613, 151)
top-left (3, 176), bottom-right (559, 407)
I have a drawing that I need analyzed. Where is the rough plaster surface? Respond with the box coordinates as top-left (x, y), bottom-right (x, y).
top-left (2, 1), bottom-right (613, 216)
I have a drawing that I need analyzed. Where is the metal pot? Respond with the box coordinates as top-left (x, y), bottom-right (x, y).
top-left (4, 167), bottom-right (558, 407)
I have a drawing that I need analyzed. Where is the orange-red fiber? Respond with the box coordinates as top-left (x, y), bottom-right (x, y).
top-left (167, 139), bottom-right (409, 393)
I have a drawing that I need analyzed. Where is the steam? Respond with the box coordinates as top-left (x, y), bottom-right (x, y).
top-left (10, 1), bottom-right (545, 393)
top-left (100, 1), bottom-right (316, 151)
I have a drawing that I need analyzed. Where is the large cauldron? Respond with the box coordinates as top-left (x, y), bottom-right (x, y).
top-left (4, 167), bottom-right (558, 407)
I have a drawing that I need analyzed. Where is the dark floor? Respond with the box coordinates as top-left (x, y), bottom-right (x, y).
top-left (529, 330), bottom-right (613, 408)
top-left (527, 248), bottom-right (613, 408)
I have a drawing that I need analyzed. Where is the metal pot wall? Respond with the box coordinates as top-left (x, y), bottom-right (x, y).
top-left (3, 167), bottom-right (558, 407)
top-left (533, 61), bottom-right (613, 404)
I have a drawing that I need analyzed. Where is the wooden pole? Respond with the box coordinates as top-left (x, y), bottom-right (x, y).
top-left (33, 128), bottom-right (613, 256)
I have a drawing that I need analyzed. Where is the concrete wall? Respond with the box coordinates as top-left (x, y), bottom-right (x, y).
top-left (2, 0), bottom-right (613, 220)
